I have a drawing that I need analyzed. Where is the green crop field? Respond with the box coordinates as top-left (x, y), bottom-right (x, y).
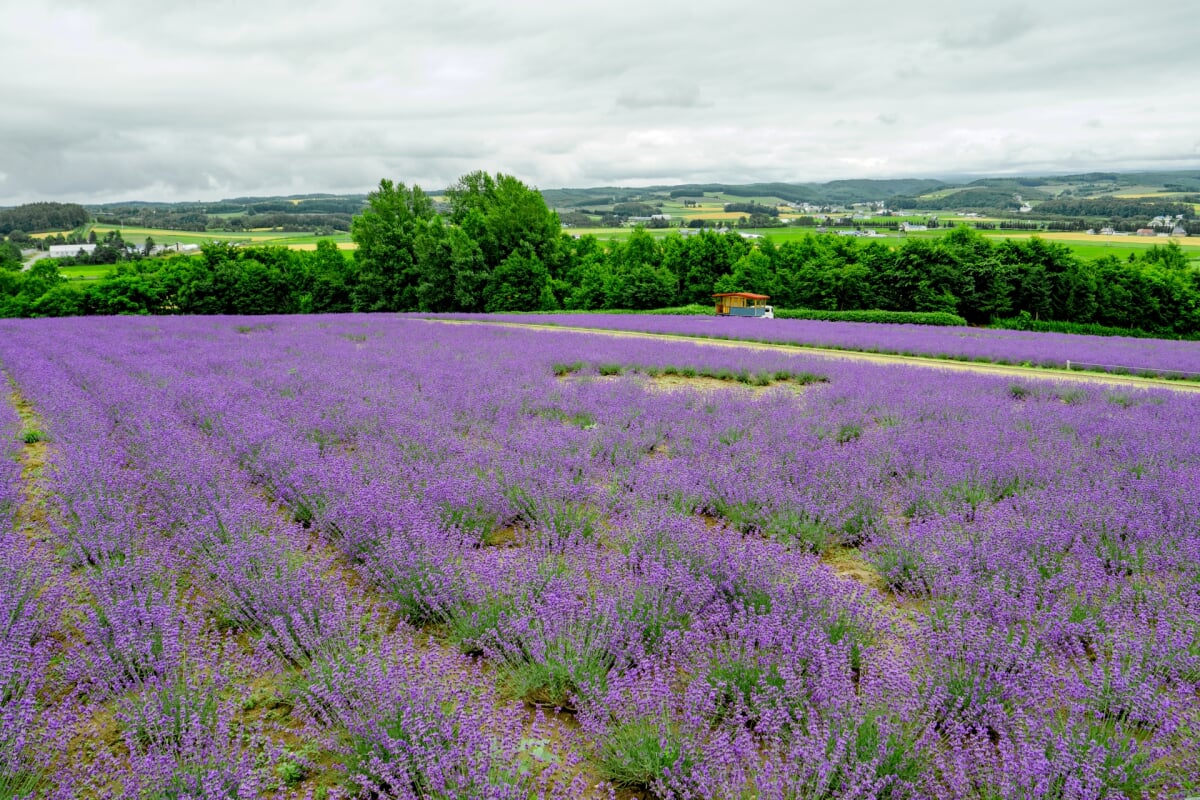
top-left (88, 224), bottom-right (353, 249)
top-left (58, 264), bottom-right (113, 281)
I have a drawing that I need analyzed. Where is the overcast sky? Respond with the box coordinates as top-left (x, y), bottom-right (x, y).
top-left (2, 0), bottom-right (1198, 204)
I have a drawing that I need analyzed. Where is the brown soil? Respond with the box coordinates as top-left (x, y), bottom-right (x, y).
top-left (561, 371), bottom-right (814, 396)
top-left (823, 546), bottom-right (889, 595)
top-left (9, 388), bottom-right (55, 544)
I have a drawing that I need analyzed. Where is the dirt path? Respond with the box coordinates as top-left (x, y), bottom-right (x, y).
top-left (422, 318), bottom-right (1200, 394)
top-left (6, 381), bottom-right (57, 544)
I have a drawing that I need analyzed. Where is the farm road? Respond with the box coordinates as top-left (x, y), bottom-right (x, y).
top-left (421, 318), bottom-right (1200, 395)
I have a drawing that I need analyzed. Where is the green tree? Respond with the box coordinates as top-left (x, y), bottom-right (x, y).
top-left (713, 249), bottom-right (780, 299)
top-left (678, 231), bottom-right (740, 304)
top-left (446, 171), bottom-right (563, 275)
top-left (484, 251), bottom-right (551, 312)
top-left (563, 254), bottom-right (612, 310)
top-left (608, 261), bottom-right (675, 310)
top-left (302, 239), bottom-right (356, 313)
top-left (414, 220), bottom-right (458, 312)
top-left (0, 240), bottom-right (22, 271)
top-left (350, 178), bottom-right (435, 312)
top-left (86, 272), bottom-right (162, 315)
top-left (31, 284), bottom-right (85, 317)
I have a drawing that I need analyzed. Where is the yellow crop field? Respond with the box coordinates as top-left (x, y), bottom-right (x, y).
top-left (683, 211), bottom-right (748, 220)
top-left (286, 242), bottom-right (358, 251)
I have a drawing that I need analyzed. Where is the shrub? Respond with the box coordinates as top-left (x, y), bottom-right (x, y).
top-left (775, 309), bottom-right (968, 326)
top-left (594, 717), bottom-right (690, 791)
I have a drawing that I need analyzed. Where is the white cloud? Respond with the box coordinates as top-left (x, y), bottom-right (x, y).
top-left (0, 0), bottom-right (1198, 204)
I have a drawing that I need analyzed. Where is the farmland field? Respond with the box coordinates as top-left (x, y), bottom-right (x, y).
top-left (2, 315), bottom-right (1199, 798)
top-left (86, 223), bottom-right (355, 249)
top-left (57, 264), bottom-right (121, 281)
top-left (567, 226), bottom-right (1200, 262)
top-left (71, 221), bottom-right (1200, 266)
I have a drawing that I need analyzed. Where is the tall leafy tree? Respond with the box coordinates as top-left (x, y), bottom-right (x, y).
top-left (303, 239), bottom-right (357, 313)
top-left (484, 251), bottom-right (551, 312)
top-left (446, 171), bottom-right (563, 276)
top-left (713, 249), bottom-right (780, 299)
top-left (0, 240), bottom-right (22, 271)
top-left (350, 179), bottom-right (435, 312)
top-left (414, 219), bottom-right (458, 313)
top-left (449, 227), bottom-right (489, 312)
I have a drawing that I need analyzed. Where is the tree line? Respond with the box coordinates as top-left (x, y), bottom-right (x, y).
top-left (0, 202), bottom-right (89, 236)
top-left (1034, 196), bottom-right (1194, 220)
top-left (1, 172), bottom-right (1198, 337)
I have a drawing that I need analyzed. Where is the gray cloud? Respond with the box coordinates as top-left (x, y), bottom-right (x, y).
top-left (1, 0), bottom-right (1199, 204)
top-left (938, 5), bottom-right (1037, 50)
top-left (616, 84), bottom-right (708, 111)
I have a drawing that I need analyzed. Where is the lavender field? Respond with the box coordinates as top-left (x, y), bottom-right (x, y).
top-left (2, 315), bottom-right (1199, 799)
top-left (446, 314), bottom-right (1200, 379)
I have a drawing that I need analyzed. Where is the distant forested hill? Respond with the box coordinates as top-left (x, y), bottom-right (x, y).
top-left (543, 179), bottom-right (949, 208)
top-left (0, 202), bottom-right (90, 234)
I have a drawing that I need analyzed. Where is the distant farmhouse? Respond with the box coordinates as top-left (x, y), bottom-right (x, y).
top-left (900, 222), bottom-right (928, 232)
top-left (48, 243), bottom-right (97, 257)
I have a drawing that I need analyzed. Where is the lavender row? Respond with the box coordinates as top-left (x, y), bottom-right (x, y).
top-left (441, 312), bottom-right (1200, 376)
top-left (3, 314), bottom-right (1199, 798)
top-left (0, 321), bottom-right (589, 798)
top-left (0, 379), bottom-right (64, 798)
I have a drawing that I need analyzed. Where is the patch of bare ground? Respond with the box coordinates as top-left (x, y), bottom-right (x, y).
top-left (824, 546), bottom-right (889, 594)
top-left (821, 546), bottom-right (927, 628)
top-left (9, 387), bottom-right (53, 545)
top-left (647, 374), bottom-right (777, 394)
top-left (483, 524), bottom-right (522, 547)
top-left (560, 371), bottom-right (815, 396)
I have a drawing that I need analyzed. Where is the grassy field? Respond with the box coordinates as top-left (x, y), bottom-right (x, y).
top-left (286, 241), bottom-right (357, 251)
top-left (87, 223), bottom-right (354, 249)
top-left (59, 264), bottom-right (113, 281)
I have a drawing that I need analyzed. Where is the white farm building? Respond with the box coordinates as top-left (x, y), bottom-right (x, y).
top-left (48, 244), bottom-right (97, 258)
